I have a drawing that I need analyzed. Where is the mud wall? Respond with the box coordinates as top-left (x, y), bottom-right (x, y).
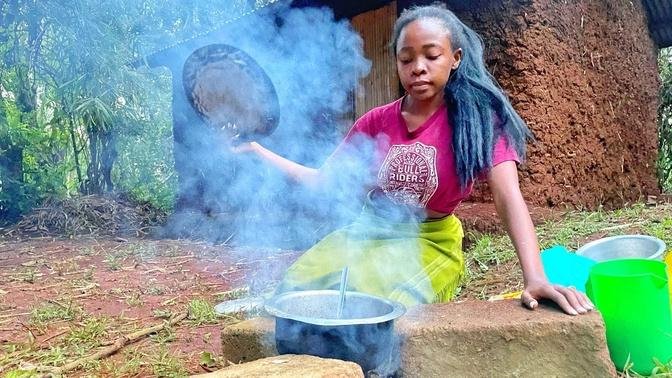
top-left (458, 0), bottom-right (661, 209)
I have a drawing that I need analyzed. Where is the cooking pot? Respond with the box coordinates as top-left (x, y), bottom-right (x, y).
top-left (576, 235), bottom-right (666, 261)
top-left (264, 290), bottom-right (406, 374)
top-left (182, 43), bottom-right (280, 142)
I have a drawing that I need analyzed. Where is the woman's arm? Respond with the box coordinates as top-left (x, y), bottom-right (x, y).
top-left (233, 142), bottom-right (321, 187)
top-left (486, 161), bottom-right (594, 315)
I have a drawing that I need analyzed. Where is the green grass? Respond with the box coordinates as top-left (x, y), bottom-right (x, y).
top-left (99, 348), bottom-right (144, 377)
top-left (37, 346), bottom-right (68, 367)
top-left (461, 202), bottom-right (672, 296)
top-left (66, 317), bottom-right (109, 348)
top-left (145, 285), bottom-right (167, 296)
top-left (467, 233), bottom-right (515, 268)
top-left (187, 299), bottom-right (218, 325)
top-left (2, 370), bottom-right (38, 378)
top-left (213, 286), bottom-right (250, 302)
top-left (103, 253), bottom-right (123, 271)
top-left (150, 325), bottom-right (176, 344)
top-left (149, 346), bottom-right (189, 378)
top-left (125, 291), bottom-right (144, 307)
top-left (642, 217), bottom-right (672, 247)
top-left (467, 203), bottom-right (672, 261)
top-left (121, 242), bottom-right (158, 260)
top-left (12, 267), bottom-right (40, 284)
top-left (620, 356), bottom-right (672, 377)
top-left (30, 302), bottom-right (80, 327)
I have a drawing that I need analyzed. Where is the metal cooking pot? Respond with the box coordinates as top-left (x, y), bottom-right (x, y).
top-left (265, 290), bottom-right (406, 374)
top-left (182, 43), bottom-right (280, 142)
top-left (576, 235), bottom-right (666, 261)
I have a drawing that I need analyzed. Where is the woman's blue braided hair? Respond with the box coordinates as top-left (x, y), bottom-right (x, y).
top-left (392, 3), bottom-right (533, 188)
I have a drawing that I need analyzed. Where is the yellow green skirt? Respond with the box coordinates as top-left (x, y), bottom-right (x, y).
top-left (276, 199), bottom-right (465, 308)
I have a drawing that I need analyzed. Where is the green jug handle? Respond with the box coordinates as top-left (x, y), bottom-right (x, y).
top-left (649, 273), bottom-right (669, 289)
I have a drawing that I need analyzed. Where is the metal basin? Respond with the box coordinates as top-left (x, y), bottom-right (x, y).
top-left (182, 43), bottom-right (280, 142)
top-left (265, 290), bottom-right (405, 374)
top-left (576, 235), bottom-right (666, 262)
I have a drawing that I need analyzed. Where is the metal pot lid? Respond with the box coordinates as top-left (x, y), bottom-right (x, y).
top-left (182, 43), bottom-right (280, 142)
top-left (265, 290), bottom-right (406, 327)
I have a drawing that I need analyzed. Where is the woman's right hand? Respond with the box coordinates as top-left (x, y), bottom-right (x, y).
top-left (230, 141), bottom-right (259, 154)
top-left (228, 140), bottom-right (320, 185)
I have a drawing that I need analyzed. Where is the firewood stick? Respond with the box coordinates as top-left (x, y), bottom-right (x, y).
top-left (36, 312), bottom-right (188, 375)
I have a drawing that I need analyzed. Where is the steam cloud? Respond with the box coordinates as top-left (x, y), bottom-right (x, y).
top-left (162, 3), bottom-right (375, 251)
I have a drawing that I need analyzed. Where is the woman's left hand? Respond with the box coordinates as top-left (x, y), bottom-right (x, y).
top-left (521, 279), bottom-right (595, 315)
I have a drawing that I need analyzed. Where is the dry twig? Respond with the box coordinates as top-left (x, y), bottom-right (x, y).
top-left (35, 312), bottom-right (188, 375)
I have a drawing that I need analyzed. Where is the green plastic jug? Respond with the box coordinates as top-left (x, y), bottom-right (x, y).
top-left (587, 259), bottom-right (672, 375)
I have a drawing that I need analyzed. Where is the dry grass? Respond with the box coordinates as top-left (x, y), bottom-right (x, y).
top-left (2, 195), bottom-right (166, 238)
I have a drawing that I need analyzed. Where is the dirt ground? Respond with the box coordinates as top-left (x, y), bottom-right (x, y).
top-left (0, 201), bottom-right (534, 376)
top-left (2, 197), bottom-right (671, 376)
top-left (0, 236), bottom-right (301, 376)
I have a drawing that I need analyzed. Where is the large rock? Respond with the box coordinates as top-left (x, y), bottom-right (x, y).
top-left (191, 354), bottom-right (364, 378)
top-left (398, 300), bottom-right (616, 378)
top-left (221, 300), bottom-right (616, 377)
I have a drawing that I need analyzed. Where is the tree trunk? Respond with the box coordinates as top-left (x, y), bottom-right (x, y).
top-left (68, 118), bottom-right (84, 191)
top-left (85, 125), bottom-right (117, 194)
top-left (0, 139), bottom-right (24, 223)
top-left (101, 132), bottom-right (117, 192)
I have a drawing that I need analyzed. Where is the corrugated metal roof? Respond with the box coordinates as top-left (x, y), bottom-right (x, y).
top-left (136, 0), bottom-right (672, 64)
top-left (315, 0), bottom-right (672, 49)
top-left (643, 0), bottom-right (672, 48)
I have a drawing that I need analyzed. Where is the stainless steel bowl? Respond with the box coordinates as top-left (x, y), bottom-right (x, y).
top-left (265, 290), bottom-right (405, 326)
top-left (576, 235), bottom-right (666, 262)
top-left (265, 290), bottom-right (405, 374)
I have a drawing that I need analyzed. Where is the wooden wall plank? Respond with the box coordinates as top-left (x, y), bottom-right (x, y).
top-left (351, 1), bottom-right (399, 120)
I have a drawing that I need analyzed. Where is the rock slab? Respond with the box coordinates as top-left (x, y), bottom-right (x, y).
top-left (190, 354), bottom-right (364, 378)
top-left (221, 300), bottom-right (617, 377)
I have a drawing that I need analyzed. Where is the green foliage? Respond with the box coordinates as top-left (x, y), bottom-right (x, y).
top-left (113, 68), bottom-right (176, 211)
top-left (659, 48), bottom-right (672, 192)
top-left (0, 0), bottom-right (283, 219)
top-left (0, 0), bottom-right (190, 217)
top-left (187, 299), bottom-right (218, 325)
top-left (150, 346), bottom-right (189, 378)
top-left (30, 301), bottom-right (80, 327)
top-left (2, 370), bottom-right (38, 378)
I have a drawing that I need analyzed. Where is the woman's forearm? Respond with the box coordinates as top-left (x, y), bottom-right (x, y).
top-left (496, 191), bottom-right (546, 284)
top-left (249, 142), bottom-right (321, 186)
top-left (488, 162), bottom-right (547, 284)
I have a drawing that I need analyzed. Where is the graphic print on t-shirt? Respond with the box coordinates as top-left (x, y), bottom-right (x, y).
top-left (377, 142), bottom-right (439, 207)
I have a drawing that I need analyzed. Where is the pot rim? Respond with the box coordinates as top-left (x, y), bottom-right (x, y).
top-left (576, 234), bottom-right (666, 260)
top-left (265, 290), bottom-right (406, 326)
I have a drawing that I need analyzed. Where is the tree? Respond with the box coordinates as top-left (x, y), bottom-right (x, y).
top-left (0, 0), bottom-right (277, 222)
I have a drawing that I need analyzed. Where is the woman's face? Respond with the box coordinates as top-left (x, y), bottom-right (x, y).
top-left (396, 18), bottom-right (462, 104)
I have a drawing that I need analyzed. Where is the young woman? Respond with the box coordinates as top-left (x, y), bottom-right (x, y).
top-left (235, 4), bottom-right (593, 315)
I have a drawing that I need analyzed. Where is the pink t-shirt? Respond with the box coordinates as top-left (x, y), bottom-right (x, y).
top-left (326, 97), bottom-right (519, 214)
